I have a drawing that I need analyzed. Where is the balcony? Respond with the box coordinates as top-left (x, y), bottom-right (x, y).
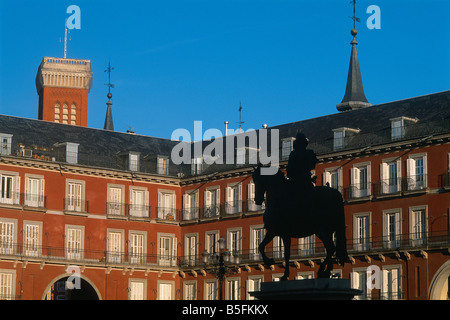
top-left (0, 192), bottom-right (47, 211)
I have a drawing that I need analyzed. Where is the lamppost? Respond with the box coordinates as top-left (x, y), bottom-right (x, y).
top-left (202, 237), bottom-right (241, 300)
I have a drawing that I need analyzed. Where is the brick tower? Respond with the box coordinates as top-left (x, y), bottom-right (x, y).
top-left (35, 57), bottom-right (93, 127)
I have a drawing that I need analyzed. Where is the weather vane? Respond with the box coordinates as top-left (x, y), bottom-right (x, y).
top-left (238, 102), bottom-right (245, 132)
top-left (349, 0), bottom-right (361, 29)
top-left (105, 60), bottom-right (114, 95)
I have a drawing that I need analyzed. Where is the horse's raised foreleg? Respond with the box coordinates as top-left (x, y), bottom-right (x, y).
top-left (259, 231), bottom-right (275, 266)
top-left (281, 236), bottom-right (291, 281)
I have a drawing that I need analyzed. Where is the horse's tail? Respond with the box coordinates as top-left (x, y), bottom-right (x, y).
top-left (335, 192), bottom-right (349, 266)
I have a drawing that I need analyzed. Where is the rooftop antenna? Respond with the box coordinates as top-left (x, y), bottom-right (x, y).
top-left (63, 19), bottom-right (71, 58)
top-left (237, 102), bottom-right (244, 133)
top-left (349, 0), bottom-right (361, 29)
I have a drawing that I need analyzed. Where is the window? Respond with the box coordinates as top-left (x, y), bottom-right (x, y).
top-left (410, 207), bottom-right (427, 246)
top-left (205, 231), bottom-right (219, 256)
top-left (65, 225), bottom-right (84, 260)
top-left (227, 228), bottom-right (241, 262)
top-left (247, 181), bottom-right (264, 212)
top-left (129, 280), bottom-right (146, 300)
top-left (226, 278), bottom-right (240, 300)
top-left (158, 282), bottom-right (174, 300)
top-left (66, 180), bottom-right (84, 212)
top-left (191, 157), bottom-right (202, 175)
top-left (333, 128), bottom-right (360, 150)
top-left (157, 190), bottom-right (176, 220)
top-left (107, 230), bottom-right (123, 263)
top-left (204, 188), bottom-right (220, 217)
top-left (129, 153), bottom-right (140, 172)
top-left (62, 103), bottom-right (69, 124)
top-left (281, 138), bottom-right (294, 160)
top-left (323, 167), bottom-right (341, 191)
top-left (23, 221), bottom-right (41, 257)
top-left (390, 117), bottom-right (418, 140)
top-left (353, 213), bottom-right (370, 251)
top-left (0, 219), bottom-right (16, 255)
top-left (55, 142), bottom-right (79, 164)
top-left (350, 163), bottom-right (371, 198)
top-left (183, 191), bottom-right (198, 220)
top-left (382, 266), bottom-right (401, 300)
top-left (107, 185), bottom-right (124, 216)
top-left (70, 104), bottom-right (77, 125)
top-left (406, 154), bottom-right (427, 191)
top-left (158, 234), bottom-right (177, 266)
top-left (25, 175), bottom-right (45, 207)
top-left (247, 276), bottom-right (263, 300)
top-left (0, 134), bottom-right (12, 155)
top-left (129, 188), bottom-right (149, 218)
top-left (184, 234), bottom-right (198, 266)
top-left (0, 270), bottom-right (15, 300)
top-left (273, 236), bottom-right (284, 259)
top-left (183, 282), bottom-right (197, 300)
top-left (204, 280), bottom-right (218, 300)
top-left (54, 102), bottom-right (61, 123)
top-left (383, 210), bottom-right (401, 249)
top-left (351, 269), bottom-right (368, 300)
top-left (157, 156), bottom-right (169, 175)
top-left (250, 226), bottom-right (264, 260)
top-left (129, 232), bottom-right (145, 264)
top-left (225, 183), bottom-right (241, 214)
top-left (380, 159), bottom-right (401, 194)
top-left (296, 272), bottom-right (314, 280)
top-left (299, 235), bottom-right (315, 257)
top-left (0, 172), bottom-right (20, 205)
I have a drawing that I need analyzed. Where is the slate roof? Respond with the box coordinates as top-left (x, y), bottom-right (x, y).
top-left (1, 90), bottom-right (449, 178)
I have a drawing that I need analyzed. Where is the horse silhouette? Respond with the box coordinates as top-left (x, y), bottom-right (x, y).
top-left (252, 165), bottom-right (349, 280)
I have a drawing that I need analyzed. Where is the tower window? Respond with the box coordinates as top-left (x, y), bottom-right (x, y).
top-left (70, 104), bottom-right (77, 125)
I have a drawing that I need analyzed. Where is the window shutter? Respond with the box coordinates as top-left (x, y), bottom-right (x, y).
top-left (381, 163), bottom-right (388, 193)
top-left (350, 272), bottom-right (359, 289)
top-left (172, 237), bottom-right (177, 266)
top-left (238, 184), bottom-right (242, 212)
top-left (205, 190), bottom-right (211, 207)
top-left (39, 178), bottom-right (45, 207)
top-left (14, 176), bottom-right (20, 205)
top-left (351, 168), bottom-right (360, 197)
top-left (323, 171), bottom-right (331, 186)
top-left (216, 188), bottom-right (220, 205)
top-left (381, 269), bottom-right (388, 296)
top-left (406, 158), bottom-right (416, 189)
top-left (422, 154), bottom-right (428, 187)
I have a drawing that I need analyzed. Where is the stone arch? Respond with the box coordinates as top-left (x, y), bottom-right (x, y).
top-left (429, 260), bottom-right (450, 300)
top-left (42, 271), bottom-right (102, 300)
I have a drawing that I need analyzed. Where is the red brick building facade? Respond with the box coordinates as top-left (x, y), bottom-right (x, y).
top-left (0, 51), bottom-right (449, 300)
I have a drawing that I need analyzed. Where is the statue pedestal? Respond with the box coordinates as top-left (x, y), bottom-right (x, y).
top-left (250, 279), bottom-right (362, 300)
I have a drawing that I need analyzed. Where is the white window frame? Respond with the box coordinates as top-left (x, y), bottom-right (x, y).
top-left (350, 162), bottom-right (371, 198)
top-left (157, 189), bottom-right (176, 220)
top-left (157, 281), bottom-right (174, 300)
top-left (158, 233), bottom-right (177, 267)
top-left (299, 235), bottom-right (315, 257)
top-left (107, 229), bottom-right (124, 263)
top-left (409, 205), bottom-right (428, 246)
top-left (382, 209), bottom-right (402, 249)
top-left (225, 277), bottom-right (240, 300)
top-left (129, 187), bottom-right (149, 218)
top-left (129, 279), bottom-right (146, 300)
top-left (350, 268), bottom-right (368, 300)
top-left (157, 156), bottom-right (169, 175)
top-left (65, 225), bottom-right (84, 260)
top-left (23, 220), bottom-right (42, 257)
top-left (227, 228), bottom-right (242, 261)
top-left (380, 158), bottom-right (402, 194)
top-left (129, 230), bottom-right (146, 264)
top-left (205, 230), bottom-right (220, 256)
top-left (353, 212), bottom-right (371, 251)
top-left (406, 153), bottom-right (428, 191)
top-left (183, 190), bottom-right (199, 220)
top-left (0, 269), bottom-right (16, 300)
top-left (0, 171), bottom-right (20, 205)
top-left (129, 152), bottom-right (140, 172)
top-left (0, 134), bottom-right (12, 156)
top-left (183, 281), bottom-right (197, 300)
top-left (204, 279), bottom-right (218, 300)
top-left (381, 265), bottom-right (401, 300)
top-left (204, 187), bottom-right (220, 217)
top-left (323, 167), bottom-right (342, 190)
top-left (65, 179), bottom-right (85, 212)
top-left (250, 225), bottom-right (264, 260)
top-left (184, 233), bottom-right (198, 266)
top-left (247, 181), bottom-right (264, 212)
top-left (246, 275), bottom-right (263, 300)
top-left (0, 218), bottom-right (17, 255)
top-left (225, 183), bottom-right (242, 214)
top-left (24, 174), bottom-right (45, 208)
top-left (281, 138), bottom-right (294, 160)
top-left (107, 184), bottom-right (125, 216)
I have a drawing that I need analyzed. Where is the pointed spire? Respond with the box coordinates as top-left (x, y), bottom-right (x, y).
top-left (336, 28), bottom-right (371, 112)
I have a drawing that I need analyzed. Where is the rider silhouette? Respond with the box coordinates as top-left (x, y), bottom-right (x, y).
top-left (286, 132), bottom-right (317, 198)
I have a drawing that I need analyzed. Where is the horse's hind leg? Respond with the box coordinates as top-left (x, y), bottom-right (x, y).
top-left (317, 230), bottom-right (336, 278)
top-left (281, 236), bottom-right (291, 281)
top-left (259, 231), bottom-right (275, 266)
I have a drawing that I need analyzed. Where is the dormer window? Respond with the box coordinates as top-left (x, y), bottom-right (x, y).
top-left (281, 138), bottom-right (295, 160)
top-left (55, 142), bottom-right (79, 164)
top-left (332, 128), bottom-right (360, 151)
top-left (157, 156), bottom-right (169, 175)
top-left (129, 152), bottom-right (140, 172)
top-left (191, 157), bottom-right (202, 175)
top-left (0, 134), bottom-right (12, 155)
top-left (390, 117), bottom-right (418, 140)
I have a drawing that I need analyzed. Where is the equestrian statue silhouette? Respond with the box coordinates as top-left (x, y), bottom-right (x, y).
top-left (252, 133), bottom-right (349, 281)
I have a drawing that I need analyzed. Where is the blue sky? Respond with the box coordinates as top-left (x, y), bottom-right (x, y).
top-left (0, 0), bottom-right (449, 139)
